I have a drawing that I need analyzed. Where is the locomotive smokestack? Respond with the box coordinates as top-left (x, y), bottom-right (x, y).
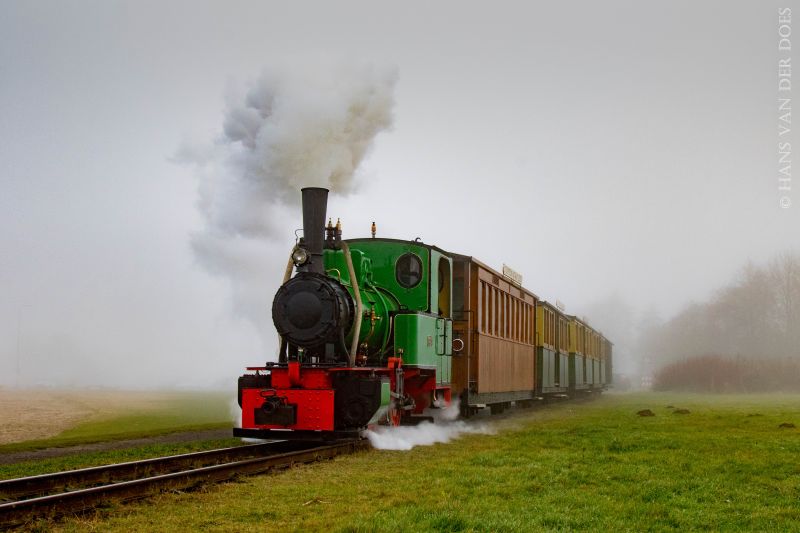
top-left (300, 187), bottom-right (329, 274)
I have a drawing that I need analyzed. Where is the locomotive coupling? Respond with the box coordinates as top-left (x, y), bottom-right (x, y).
top-left (261, 395), bottom-right (285, 414)
top-left (255, 392), bottom-right (297, 426)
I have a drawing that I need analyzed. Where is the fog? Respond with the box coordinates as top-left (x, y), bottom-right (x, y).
top-left (1, 1), bottom-right (799, 389)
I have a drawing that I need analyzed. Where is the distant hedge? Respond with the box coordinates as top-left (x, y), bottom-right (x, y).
top-left (653, 354), bottom-right (800, 393)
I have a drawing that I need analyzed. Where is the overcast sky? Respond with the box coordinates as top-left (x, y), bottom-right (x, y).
top-left (2, 1), bottom-right (799, 388)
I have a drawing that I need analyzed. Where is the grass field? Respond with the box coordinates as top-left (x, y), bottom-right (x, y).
top-left (30, 393), bottom-right (800, 532)
top-left (0, 390), bottom-right (233, 455)
top-left (0, 438), bottom-right (243, 481)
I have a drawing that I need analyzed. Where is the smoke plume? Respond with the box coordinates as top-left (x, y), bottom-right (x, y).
top-left (180, 63), bottom-right (396, 349)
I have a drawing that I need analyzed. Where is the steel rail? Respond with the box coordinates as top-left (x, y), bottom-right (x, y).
top-left (0, 440), bottom-right (312, 501)
top-left (0, 440), bottom-right (369, 528)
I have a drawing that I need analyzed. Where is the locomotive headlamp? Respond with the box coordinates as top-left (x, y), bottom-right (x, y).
top-left (292, 247), bottom-right (309, 266)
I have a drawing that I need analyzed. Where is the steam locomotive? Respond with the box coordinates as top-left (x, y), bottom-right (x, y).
top-left (234, 188), bottom-right (612, 440)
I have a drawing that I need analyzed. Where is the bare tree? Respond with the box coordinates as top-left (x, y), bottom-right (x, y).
top-left (770, 252), bottom-right (800, 356)
top-left (639, 250), bottom-right (800, 374)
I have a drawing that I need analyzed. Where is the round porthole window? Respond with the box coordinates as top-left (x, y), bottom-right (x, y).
top-left (396, 253), bottom-right (423, 288)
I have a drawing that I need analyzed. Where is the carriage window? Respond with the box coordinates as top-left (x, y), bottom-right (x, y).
top-left (396, 253), bottom-right (423, 288)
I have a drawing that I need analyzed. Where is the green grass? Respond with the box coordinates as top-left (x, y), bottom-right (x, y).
top-left (0, 438), bottom-right (243, 480)
top-left (0, 391), bottom-right (233, 455)
top-left (32, 393), bottom-right (800, 531)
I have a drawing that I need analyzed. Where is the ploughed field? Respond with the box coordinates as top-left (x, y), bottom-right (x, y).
top-left (34, 393), bottom-right (800, 532)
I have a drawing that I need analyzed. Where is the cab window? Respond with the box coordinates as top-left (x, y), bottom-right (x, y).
top-left (396, 253), bottom-right (423, 288)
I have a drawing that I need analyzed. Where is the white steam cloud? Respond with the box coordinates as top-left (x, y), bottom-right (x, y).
top-left (230, 397), bottom-right (242, 428)
top-left (179, 63), bottom-right (396, 348)
top-left (363, 400), bottom-right (495, 451)
top-left (364, 420), bottom-right (495, 451)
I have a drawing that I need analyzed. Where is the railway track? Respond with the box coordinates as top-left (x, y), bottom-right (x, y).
top-left (0, 439), bottom-right (369, 528)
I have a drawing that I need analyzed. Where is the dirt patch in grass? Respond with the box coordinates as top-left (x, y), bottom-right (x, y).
top-left (0, 389), bottom-right (232, 450)
top-left (0, 390), bottom-right (98, 445)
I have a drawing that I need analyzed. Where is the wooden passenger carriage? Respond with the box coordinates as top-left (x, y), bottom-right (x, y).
top-left (448, 254), bottom-right (612, 415)
top-left (449, 255), bottom-right (538, 414)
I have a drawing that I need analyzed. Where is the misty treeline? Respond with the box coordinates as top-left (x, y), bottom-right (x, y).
top-left (653, 355), bottom-right (800, 393)
top-left (645, 251), bottom-right (800, 392)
